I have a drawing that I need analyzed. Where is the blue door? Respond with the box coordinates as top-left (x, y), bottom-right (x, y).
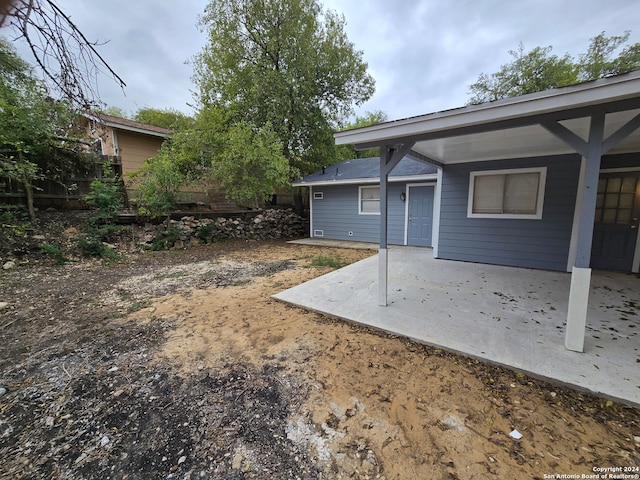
top-left (407, 186), bottom-right (434, 247)
top-left (591, 174), bottom-right (640, 271)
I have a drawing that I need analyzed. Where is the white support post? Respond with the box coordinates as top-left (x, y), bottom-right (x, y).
top-left (378, 248), bottom-right (388, 306)
top-left (565, 267), bottom-right (591, 352)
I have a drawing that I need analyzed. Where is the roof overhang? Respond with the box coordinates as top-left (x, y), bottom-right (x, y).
top-left (293, 173), bottom-right (437, 187)
top-left (84, 113), bottom-right (172, 139)
top-left (335, 71), bottom-right (640, 164)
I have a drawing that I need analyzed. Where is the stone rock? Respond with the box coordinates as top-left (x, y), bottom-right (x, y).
top-left (232, 453), bottom-right (243, 470)
top-left (0, 386), bottom-right (7, 397)
top-left (0, 302), bottom-right (8, 310)
top-left (32, 235), bottom-right (46, 241)
top-left (3, 261), bottom-right (16, 270)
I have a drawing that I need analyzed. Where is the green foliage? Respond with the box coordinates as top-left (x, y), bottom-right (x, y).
top-left (101, 106), bottom-right (129, 118)
top-left (0, 38), bottom-right (87, 219)
top-left (130, 102), bottom-right (289, 211)
top-left (133, 108), bottom-right (195, 130)
top-left (130, 144), bottom-right (188, 218)
top-left (310, 254), bottom-right (347, 269)
top-left (194, 0), bottom-right (375, 175)
top-left (578, 31), bottom-right (640, 80)
top-left (196, 223), bottom-right (213, 243)
top-left (213, 122), bottom-right (289, 207)
top-left (469, 32), bottom-right (640, 104)
top-left (151, 225), bottom-right (181, 251)
top-left (77, 176), bottom-right (124, 260)
top-left (83, 178), bottom-right (123, 221)
top-left (39, 242), bottom-right (70, 265)
top-left (335, 110), bottom-right (388, 161)
top-left (76, 235), bottom-right (118, 260)
top-left (469, 44), bottom-right (577, 103)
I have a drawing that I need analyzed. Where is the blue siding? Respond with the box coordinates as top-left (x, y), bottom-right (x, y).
top-left (602, 153), bottom-right (640, 169)
top-left (311, 183), bottom-right (407, 244)
top-left (437, 155), bottom-right (581, 271)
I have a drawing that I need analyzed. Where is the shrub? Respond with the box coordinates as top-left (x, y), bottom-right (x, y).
top-left (39, 242), bottom-right (70, 265)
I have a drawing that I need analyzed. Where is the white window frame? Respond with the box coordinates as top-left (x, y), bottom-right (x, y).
top-left (313, 191), bottom-right (324, 199)
top-left (359, 185), bottom-right (380, 215)
top-left (467, 167), bottom-right (547, 219)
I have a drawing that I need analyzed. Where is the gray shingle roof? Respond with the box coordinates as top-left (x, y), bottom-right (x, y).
top-left (293, 156), bottom-right (437, 185)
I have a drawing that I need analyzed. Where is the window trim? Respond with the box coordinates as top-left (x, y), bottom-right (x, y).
top-left (313, 191), bottom-right (324, 200)
top-left (467, 167), bottom-right (547, 219)
top-left (358, 185), bottom-right (380, 215)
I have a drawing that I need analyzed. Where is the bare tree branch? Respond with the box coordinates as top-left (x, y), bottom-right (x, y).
top-left (1, 0), bottom-right (126, 109)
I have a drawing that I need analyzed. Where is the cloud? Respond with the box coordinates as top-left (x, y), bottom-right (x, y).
top-left (6, 0), bottom-right (640, 121)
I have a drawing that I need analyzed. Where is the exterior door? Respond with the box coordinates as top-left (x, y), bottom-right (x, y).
top-left (591, 174), bottom-right (640, 271)
top-left (407, 186), bottom-right (434, 247)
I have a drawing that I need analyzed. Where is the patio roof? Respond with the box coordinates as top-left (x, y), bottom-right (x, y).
top-left (335, 70), bottom-right (640, 164)
top-left (330, 70), bottom-right (640, 356)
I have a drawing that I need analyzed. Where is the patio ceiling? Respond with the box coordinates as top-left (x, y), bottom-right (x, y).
top-left (334, 70), bottom-right (640, 164)
top-left (411, 109), bottom-right (640, 163)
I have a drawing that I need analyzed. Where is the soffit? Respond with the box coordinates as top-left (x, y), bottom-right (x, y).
top-left (411, 109), bottom-right (640, 164)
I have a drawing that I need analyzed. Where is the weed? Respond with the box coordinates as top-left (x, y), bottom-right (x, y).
top-left (151, 225), bottom-right (181, 250)
top-left (196, 223), bottom-right (213, 243)
top-left (127, 299), bottom-right (152, 313)
top-left (39, 243), bottom-right (71, 265)
top-left (232, 279), bottom-right (252, 287)
top-left (309, 254), bottom-right (347, 269)
top-left (155, 272), bottom-right (186, 280)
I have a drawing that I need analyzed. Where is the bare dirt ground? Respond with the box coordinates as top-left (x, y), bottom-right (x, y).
top-left (1, 216), bottom-right (639, 479)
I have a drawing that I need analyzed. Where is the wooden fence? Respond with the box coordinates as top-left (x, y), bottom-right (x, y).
top-left (0, 155), bottom-right (122, 210)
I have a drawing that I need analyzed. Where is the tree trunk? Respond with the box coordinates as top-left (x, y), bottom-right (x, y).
top-left (23, 181), bottom-right (36, 221)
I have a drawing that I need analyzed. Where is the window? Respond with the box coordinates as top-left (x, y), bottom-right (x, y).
top-left (468, 167), bottom-right (546, 219)
top-left (359, 186), bottom-right (380, 214)
top-left (313, 191), bottom-right (324, 199)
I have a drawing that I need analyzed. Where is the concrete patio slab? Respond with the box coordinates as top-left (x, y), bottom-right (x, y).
top-left (274, 247), bottom-right (640, 406)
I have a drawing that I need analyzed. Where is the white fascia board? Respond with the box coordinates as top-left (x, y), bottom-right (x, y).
top-left (334, 72), bottom-right (640, 146)
top-left (293, 174), bottom-right (437, 187)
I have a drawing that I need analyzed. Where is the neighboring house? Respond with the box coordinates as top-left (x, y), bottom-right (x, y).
top-left (84, 113), bottom-right (259, 211)
top-left (294, 157), bottom-right (437, 246)
top-left (83, 112), bottom-right (172, 201)
top-left (321, 70), bottom-right (640, 353)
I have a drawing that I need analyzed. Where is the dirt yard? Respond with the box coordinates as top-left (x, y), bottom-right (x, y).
top-left (1, 230), bottom-right (639, 479)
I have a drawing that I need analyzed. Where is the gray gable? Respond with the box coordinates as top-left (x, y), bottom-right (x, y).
top-left (294, 156), bottom-right (437, 185)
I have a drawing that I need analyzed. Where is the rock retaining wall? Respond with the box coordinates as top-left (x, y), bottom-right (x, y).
top-left (142, 208), bottom-right (309, 250)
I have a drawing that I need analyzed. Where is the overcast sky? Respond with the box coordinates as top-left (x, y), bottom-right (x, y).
top-left (9, 0), bottom-right (640, 121)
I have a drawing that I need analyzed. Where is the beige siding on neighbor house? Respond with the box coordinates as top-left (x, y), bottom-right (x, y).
top-left (116, 130), bottom-right (165, 175)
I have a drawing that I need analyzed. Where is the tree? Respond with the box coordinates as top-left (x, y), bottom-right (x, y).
top-left (335, 110), bottom-right (388, 161)
top-left (578, 31), bottom-right (640, 80)
top-left (1, 0), bottom-right (125, 109)
top-left (212, 121), bottom-right (289, 207)
top-left (468, 32), bottom-right (640, 104)
top-left (193, 0), bottom-right (375, 176)
top-left (132, 104), bottom-right (289, 214)
top-left (101, 106), bottom-right (129, 119)
top-left (133, 108), bottom-right (195, 130)
top-left (0, 38), bottom-right (86, 219)
top-left (469, 44), bottom-right (577, 104)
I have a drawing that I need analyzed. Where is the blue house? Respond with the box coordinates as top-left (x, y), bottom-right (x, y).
top-left (301, 70), bottom-right (640, 354)
top-left (293, 156), bottom-right (438, 246)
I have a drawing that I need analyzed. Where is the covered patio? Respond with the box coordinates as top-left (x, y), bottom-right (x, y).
top-left (274, 246), bottom-right (640, 406)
